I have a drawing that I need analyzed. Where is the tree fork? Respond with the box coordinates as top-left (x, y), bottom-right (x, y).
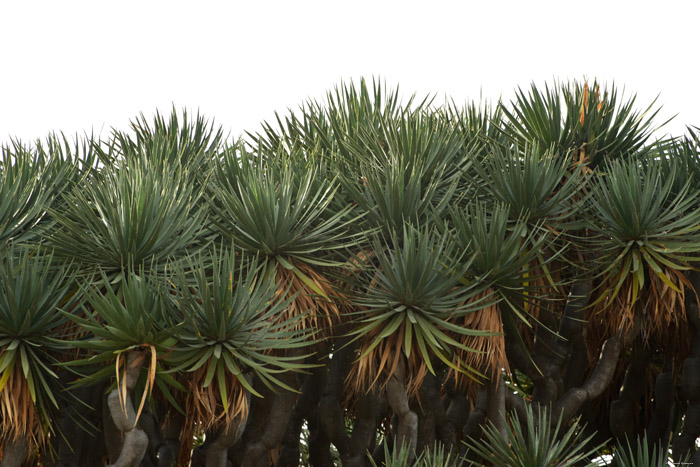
top-left (533, 281), bottom-right (591, 405)
top-left (609, 344), bottom-right (650, 440)
top-left (385, 359), bottom-right (418, 465)
top-left (342, 390), bottom-right (382, 467)
top-left (240, 371), bottom-right (300, 467)
top-left (317, 336), bottom-right (355, 456)
top-left (553, 336), bottom-right (622, 423)
top-left (645, 371), bottom-right (674, 451)
top-left (277, 366), bottom-right (324, 467)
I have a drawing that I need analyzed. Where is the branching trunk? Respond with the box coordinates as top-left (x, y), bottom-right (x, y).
top-left (673, 303), bottom-right (700, 459)
top-left (343, 390), bottom-right (382, 467)
top-left (609, 345), bottom-right (650, 440)
top-left (462, 387), bottom-right (488, 439)
top-left (277, 367), bottom-right (324, 467)
top-left (444, 391), bottom-right (469, 447)
top-left (485, 377), bottom-right (507, 441)
top-left (317, 336), bottom-right (354, 459)
top-left (417, 373), bottom-right (451, 452)
top-left (646, 371), bottom-right (674, 451)
top-left (240, 372), bottom-right (299, 467)
top-left (155, 410), bottom-right (184, 467)
top-left (205, 410), bottom-right (250, 467)
top-left (533, 281), bottom-right (591, 405)
top-left (307, 410), bottom-right (334, 467)
top-left (106, 351), bottom-right (149, 467)
top-left (385, 360), bottom-right (417, 465)
top-left (553, 336), bottom-right (622, 423)
top-left (461, 387), bottom-right (488, 465)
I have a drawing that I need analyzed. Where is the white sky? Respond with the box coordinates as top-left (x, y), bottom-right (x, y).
top-left (1, 1), bottom-right (698, 145)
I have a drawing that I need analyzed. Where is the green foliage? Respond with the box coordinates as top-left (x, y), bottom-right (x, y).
top-left (501, 79), bottom-right (663, 167)
top-left (350, 226), bottom-right (493, 390)
top-left (210, 145), bottom-right (357, 266)
top-left (450, 203), bottom-right (546, 289)
top-left (168, 247), bottom-right (311, 395)
top-left (48, 155), bottom-right (207, 276)
top-left (62, 268), bottom-right (179, 392)
top-left (0, 245), bottom-right (76, 437)
top-left (1, 79), bottom-right (698, 464)
top-left (472, 144), bottom-right (586, 227)
top-left (337, 110), bottom-right (466, 234)
top-left (588, 158), bottom-right (700, 306)
top-left (463, 405), bottom-right (603, 466)
top-left (369, 439), bottom-right (459, 466)
top-left (0, 139), bottom-right (77, 245)
top-left (612, 433), bottom-right (687, 466)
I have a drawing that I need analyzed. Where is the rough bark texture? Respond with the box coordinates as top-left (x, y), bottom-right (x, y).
top-left (205, 414), bottom-right (249, 467)
top-left (646, 371), bottom-right (674, 450)
top-left (343, 391), bottom-right (382, 467)
top-left (462, 387), bottom-right (488, 440)
top-left (24, 283), bottom-right (696, 465)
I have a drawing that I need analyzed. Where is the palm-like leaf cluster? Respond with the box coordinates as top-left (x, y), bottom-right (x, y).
top-left (0, 246), bottom-right (75, 447)
top-left (463, 406), bottom-right (603, 466)
top-left (2, 78), bottom-right (700, 466)
top-left (587, 159), bottom-right (700, 346)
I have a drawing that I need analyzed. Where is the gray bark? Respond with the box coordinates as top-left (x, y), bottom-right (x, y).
top-left (0, 437), bottom-right (27, 467)
top-left (485, 377), bottom-right (507, 441)
top-left (385, 360), bottom-right (417, 465)
top-left (553, 336), bottom-right (622, 423)
top-left (240, 372), bottom-right (299, 467)
top-left (106, 350), bottom-right (149, 467)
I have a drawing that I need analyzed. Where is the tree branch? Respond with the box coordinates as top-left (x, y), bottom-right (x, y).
top-left (553, 336), bottom-right (621, 423)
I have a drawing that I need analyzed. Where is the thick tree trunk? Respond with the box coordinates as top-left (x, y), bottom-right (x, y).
top-left (342, 391), bottom-right (382, 467)
top-left (485, 377), bottom-right (507, 441)
top-left (317, 336), bottom-right (354, 461)
top-left (553, 336), bottom-right (621, 423)
top-left (307, 410), bottom-right (334, 467)
top-left (646, 371), bottom-right (674, 452)
top-left (417, 373), bottom-right (451, 452)
top-left (533, 281), bottom-right (591, 405)
top-left (106, 351), bottom-right (149, 467)
top-left (461, 387), bottom-right (488, 465)
top-left (673, 303), bottom-right (700, 460)
top-left (205, 410), bottom-right (249, 467)
top-left (277, 367), bottom-right (324, 467)
top-left (0, 437), bottom-right (27, 467)
top-left (609, 345), bottom-right (650, 440)
top-left (385, 360), bottom-right (417, 464)
top-left (155, 410), bottom-right (183, 467)
top-left (240, 372), bottom-right (299, 467)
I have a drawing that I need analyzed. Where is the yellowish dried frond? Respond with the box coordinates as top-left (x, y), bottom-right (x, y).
top-left (0, 366), bottom-right (42, 450)
top-left (177, 366), bottom-right (249, 465)
top-left (448, 291), bottom-right (509, 398)
top-left (588, 265), bottom-right (697, 357)
top-left (348, 322), bottom-right (431, 400)
top-left (274, 260), bottom-right (342, 337)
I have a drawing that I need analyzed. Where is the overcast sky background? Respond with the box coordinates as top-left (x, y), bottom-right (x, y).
top-left (1, 1), bottom-right (697, 145)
